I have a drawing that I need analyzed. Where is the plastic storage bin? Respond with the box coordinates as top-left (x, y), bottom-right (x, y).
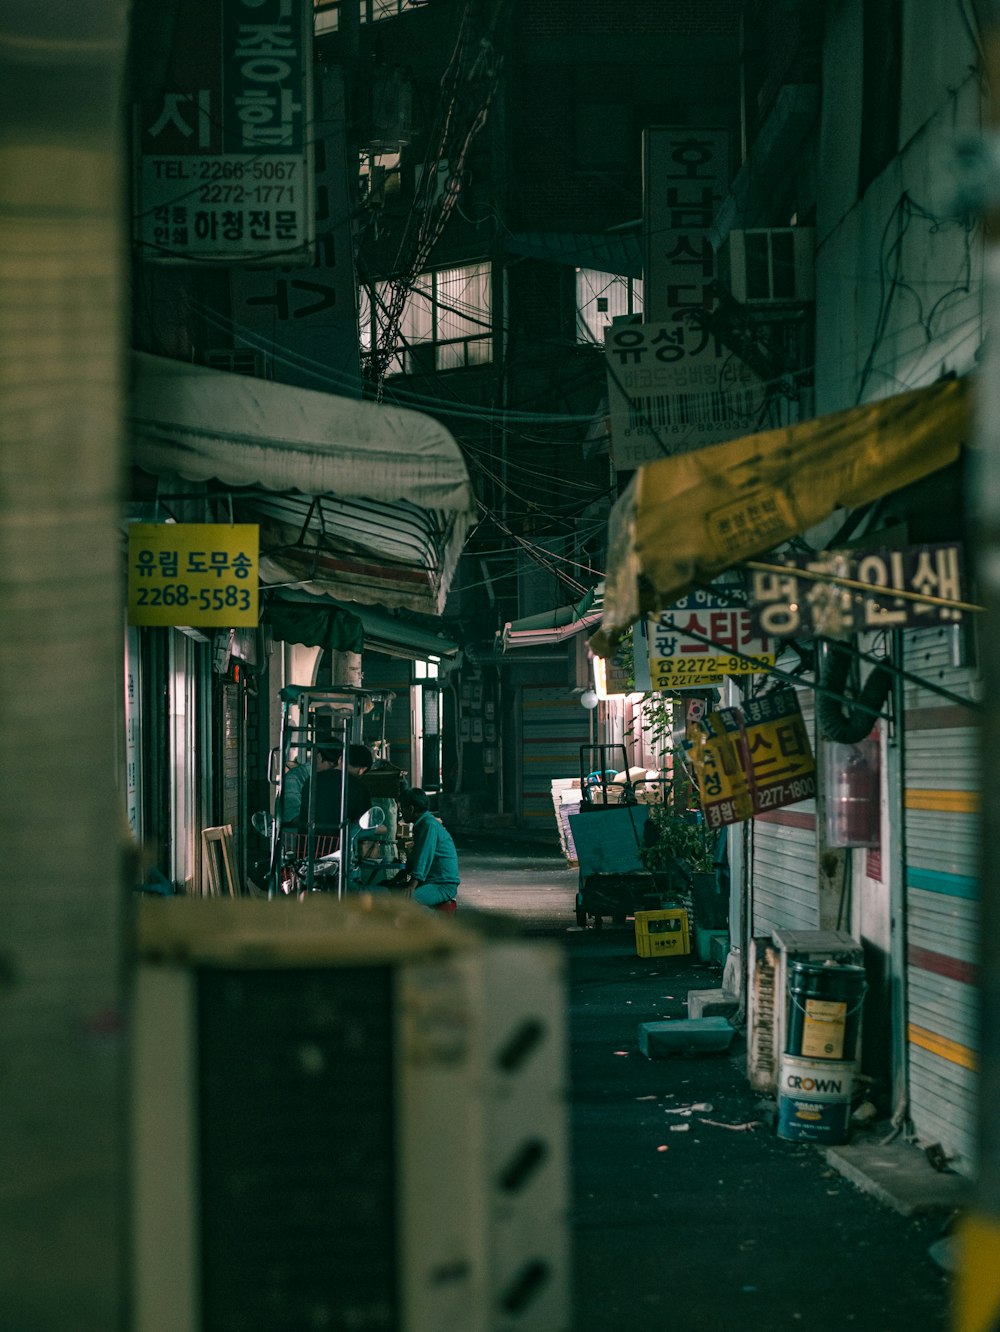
top-left (634, 908), bottom-right (690, 958)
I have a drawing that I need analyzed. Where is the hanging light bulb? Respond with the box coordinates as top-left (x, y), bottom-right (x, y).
top-left (580, 688), bottom-right (599, 710)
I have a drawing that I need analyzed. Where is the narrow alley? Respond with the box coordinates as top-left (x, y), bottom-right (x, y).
top-left (457, 835), bottom-right (955, 1332)
top-left (9, 2), bottom-right (1000, 1326)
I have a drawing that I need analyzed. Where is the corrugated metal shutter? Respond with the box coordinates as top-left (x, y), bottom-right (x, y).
top-left (220, 680), bottom-right (245, 884)
top-left (751, 685), bottom-right (819, 935)
top-left (520, 684), bottom-right (590, 834)
top-left (903, 625), bottom-right (980, 1174)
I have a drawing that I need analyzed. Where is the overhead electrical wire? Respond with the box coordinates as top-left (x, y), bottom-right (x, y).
top-left (365, 0), bottom-right (513, 394)
top-left (182, 277), bottom-right (984, 484)
top-left (200, 260), bottom-right (982, 413)
top-left (173, 130), bottom-right (985, 422)
top-left (480, 515), bottom-right (590, 598)
top-left (167, 297), bottom-right (614, 534)
top-left (857, 190), bottom-right (980, 401)
top-left (460, 443), bottom-right (611, 501)
top-left (167, 137), bottom-right (985, 497)
top-left (132, 6), bottom-right (987, 651)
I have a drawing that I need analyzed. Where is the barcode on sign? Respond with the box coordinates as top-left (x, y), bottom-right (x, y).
top-left (627, 389), bottom-right (761, 431)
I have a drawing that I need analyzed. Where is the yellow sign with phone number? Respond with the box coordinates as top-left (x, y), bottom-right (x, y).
top-left (649, 652), bottom-right (775, 689)
top-left (127, 523), bottom-right (259, 627)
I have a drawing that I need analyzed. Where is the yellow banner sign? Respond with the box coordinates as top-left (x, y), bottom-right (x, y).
top-left (127, 523), bottom-right (259, 627)
top-left (741, 690), bottom-right (816, 813)
top-left (687, 689), bottom-right (816, 828)
top-left (686, 711), bottom-right (754, 826)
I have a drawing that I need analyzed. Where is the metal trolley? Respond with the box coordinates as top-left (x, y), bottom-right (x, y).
top-left (266, 684), bottom-right (395, 899)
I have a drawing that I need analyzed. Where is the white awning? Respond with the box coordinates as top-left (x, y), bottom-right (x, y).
top-left (130, 353), bottom-right (477, 614)
top-left (252, 493), bottom-right (466, 614)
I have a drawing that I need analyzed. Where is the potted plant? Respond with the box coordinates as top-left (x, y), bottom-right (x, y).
top-left (641, 804), bottom-right (726, 929)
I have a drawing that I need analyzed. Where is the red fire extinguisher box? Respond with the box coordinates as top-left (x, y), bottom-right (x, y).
top-left (824, 737), bottom-right (880, 848)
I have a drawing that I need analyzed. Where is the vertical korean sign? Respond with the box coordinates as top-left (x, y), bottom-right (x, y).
top-left (686, 709), bottom-right (755, 829)
top-left (606, 127), bottom-right (759, 469)
top-left (135, 0), bottom-right (314, 263)
top-left (644, 127), bottom-right (729, 326)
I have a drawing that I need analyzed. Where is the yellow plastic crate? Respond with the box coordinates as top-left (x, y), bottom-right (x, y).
top-left (634, 909), bottom-right (690, 958)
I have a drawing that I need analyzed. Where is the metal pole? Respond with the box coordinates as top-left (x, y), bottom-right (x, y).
top-left (269, 700), bottom-right (293, 898)
top-left (337, 712), bottom-right (351, 900)
top-left (304, 715), bottom-right (319, 894)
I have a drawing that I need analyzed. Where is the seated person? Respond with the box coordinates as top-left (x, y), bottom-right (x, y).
top-left (278, 755), bottom-right (311, 824)
top-left (292, 743), bottom-right (373, 857)
top-left (387, 787), bottom-right (460, 907)
top-left (343, 740), bottom-right (375, 788)
top-left (297, 743), bottom-right (372, 827)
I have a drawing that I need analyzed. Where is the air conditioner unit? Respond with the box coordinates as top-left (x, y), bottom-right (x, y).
top-left (132, 897), bottom-right (570, 1332)
top-left (746, 927), bottom-right (863, 1093)
top-left (718, 227), bottom-right (815, 305)
top-left (480, 940), bottom-right (570, 1331)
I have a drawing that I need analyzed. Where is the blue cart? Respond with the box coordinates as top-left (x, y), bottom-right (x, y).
top-left (568, 746), bottom-right (675, 929)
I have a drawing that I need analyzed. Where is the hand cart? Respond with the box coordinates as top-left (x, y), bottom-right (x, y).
top-left (568, 744), bottom-right (673, 929)
top-left (267, 684), bottom-right (395, 899)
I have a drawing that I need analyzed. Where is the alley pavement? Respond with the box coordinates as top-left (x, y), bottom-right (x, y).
top-left (454, 830), bottom-right (956, 1332)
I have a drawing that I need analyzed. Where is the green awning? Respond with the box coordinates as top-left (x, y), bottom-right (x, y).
top-left (500, 586), bottom-right (602, 649)
top-left (266, 589), bottom-right (458, 660)
top-left (264, 600), bottom-right (364, 655)
top-left (353, 604), bottom-right (459, 660)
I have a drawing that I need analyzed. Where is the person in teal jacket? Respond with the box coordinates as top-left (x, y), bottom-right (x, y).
top-left (391, 788), bottom-right (460, 906)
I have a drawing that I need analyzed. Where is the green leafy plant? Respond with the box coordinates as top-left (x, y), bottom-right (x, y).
top-left (641, 803), bottom-right (716, 876)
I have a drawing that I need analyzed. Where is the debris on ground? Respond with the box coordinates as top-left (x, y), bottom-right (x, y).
top-left (698, 1118), bottom-right (762, 1132)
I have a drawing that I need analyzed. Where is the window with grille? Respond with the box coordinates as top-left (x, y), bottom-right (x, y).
top-left (361, 262), bottom-right (493, 375)
top-left (315, 0), bottom-right (430, 36)
top-left (576, 268), bottom-right (643, 344)
top-left (205, 348), bottom-right (271, 378)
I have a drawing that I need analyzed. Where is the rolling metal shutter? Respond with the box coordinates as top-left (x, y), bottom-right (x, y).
top-left (519, 684), bottom-right (590, 834)
top-left (903, 626), bottom-right (980, 1174)
top-left (219, 680), bottom-right (245, 885)
top-left (750, 685), bottom-right (819, 935)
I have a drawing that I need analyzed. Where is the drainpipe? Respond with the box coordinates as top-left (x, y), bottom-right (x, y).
top-left (886, 628), bottom-right (909, 1132)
